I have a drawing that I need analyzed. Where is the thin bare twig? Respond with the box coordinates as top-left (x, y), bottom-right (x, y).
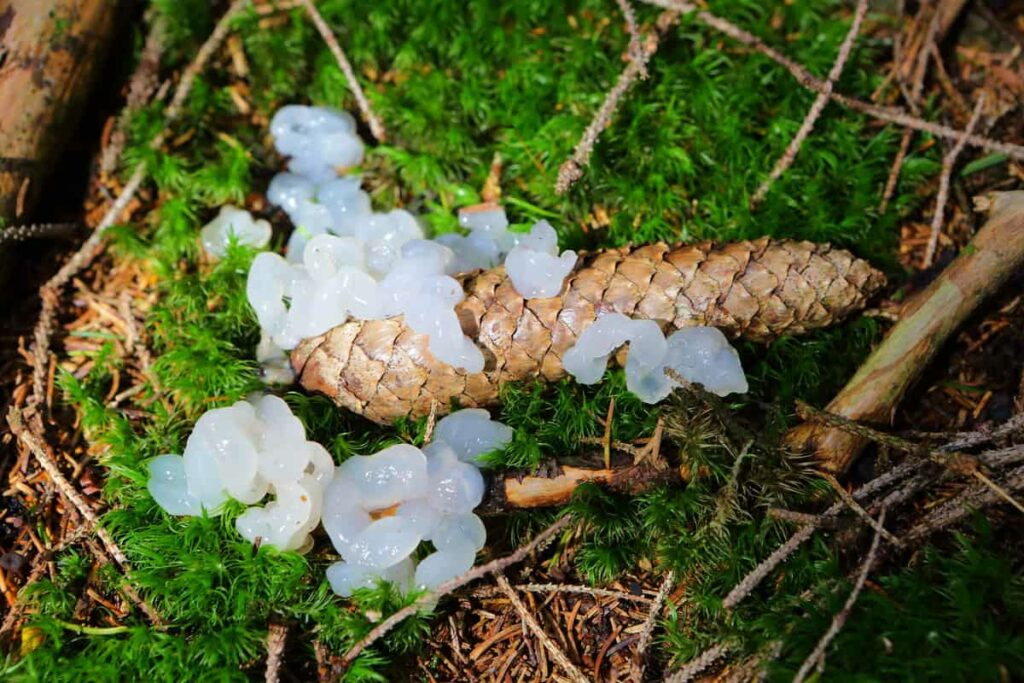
top-left (631, 570), bottom-right (675, 681)
top-left (923, 95), bottom-right (986, 268)
top-left (615, 0), bottom-right (645, 70)
top-left (298, 0), bottom-right (385, 142)
top-left (7, 408), bottom-right (161, 625)
top-left (821, 473), bottom-right (903, 547)
top-left (100, 16), bottom-right (167, 175)
top-left (8, 409), bottom-right (125, 568)
top-left (750, 0), bottom-right (869, 207)
top-left (555, 10), bottom-right (678, 194)
top-left (473, 582), bottom-right (654, 604)
top-left (335, 515), bottom-right (572, 674)
top-left (722, 523), bottom-right (816, 610)
top-left (664, 643), bottom-right (731, 683)
top-left (879, 127), bottom-right (913, 213)
top-left (496, 574), bottom-right (589, 683)
top-left (639, 0), bottom-right (1024, 161)
top-left (265, 623), bottom-right (289, 683)
top-left (792, 508), bottom-right (887, 683)
top-left (30, 0), bottom-right (250, 405)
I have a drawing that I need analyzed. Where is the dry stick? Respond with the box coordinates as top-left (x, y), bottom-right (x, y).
top-left (792, 508), bottom-right (887, 683)
top-left (631, 570), bottom-right (675, 682)
top-left (639, 0), bottom-right (1024, 161)
top-left (100, 17), bottom-right (167, 176)
top-left (722, 523), bottom-right (816, 610)
top-left (923, 95), bottom-right (986, 268)
top-left (473, 582), bottom-right (654, 604)
top-left (786, 191), bottom-right (1024, 475)
top-left (663, 643), bottom-right (731, 683)
top-left (615, 0), bottom-right (645, 70)
top-left (907, 464), bottom-right (1024, 540)
top-left (8, 409), bottom-right (127, 568)
top-left (29, 0), bottom-right (250, 405)
top-left (554, 10), bottom-right (677, 194)
top-left (7, 408), bottom-right (160, 624)
top-left (298, 0), bottom-right (385, 142)
top-left (821, 473), bottom-right (902, 547)
top-left (265, 623), bottom-right (289, 683)
top-left (750, 0), bottom-right (868, 208)
top-left (495, 574), bottom-right (589, 683)
top-left (879, 129), bottom-right (914, 213)
top-left (722, 458), bottom-right (923, 611)
top-left (335, 515), bottom-right (572, 674)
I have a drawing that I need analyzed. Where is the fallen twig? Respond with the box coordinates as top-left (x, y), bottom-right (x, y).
top-left (334, 515), bottom-right (572, 675)
top-left (907, 465), bottom-right (1024, 540)
top-left (664, 643), bottom-right (731, 683)
top-left (631, 570), bottom-right (675, 681)
top-left (472, 582), bottom-right (654, 604)
top-left (100, 16), bottom-right (167, 176)
top-left (555, 10), bottom-right (678, 194)
top-left (639, 0), bottom-right (1024, 161)
top-left (496, 574), bottom-right (589, 683)
top-left (821, 473), bottom-right (902, 547)
top-left (298, 0), bottom-right (386, 142)
top-left (7, 407), bottom-right (161, 625)
top-left (792, 508), bottom-right (887, 683)
top-left (29, 0), bottom-right (249, 406)
top-left (722, 523), bottom-right (817, 611)
top-left (787, 191), bottom-right (1024, 474)
top-left (750, 0), bottom-right (868, 207)
top-left (923, 95), bottom-right (986, 268)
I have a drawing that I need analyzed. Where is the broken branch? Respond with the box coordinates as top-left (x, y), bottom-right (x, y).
top-left (787, 191), bottom-right (1024, 474)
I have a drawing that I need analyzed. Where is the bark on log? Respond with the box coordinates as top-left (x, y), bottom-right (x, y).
top-left (787, 191), bottom-right (1024, 474)
top-left (294, 238), bottom-right (885, 424)
top-left (0, 0), bottom-right (119, 221)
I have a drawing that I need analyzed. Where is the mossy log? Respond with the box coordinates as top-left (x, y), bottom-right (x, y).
top-left (0, 0), bottom-right (119, 221)
top-left (787, 191), bottom-right (1024, 474)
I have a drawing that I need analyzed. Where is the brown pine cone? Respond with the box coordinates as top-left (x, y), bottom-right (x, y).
top-left (292, 238), bottom-right (885, 424)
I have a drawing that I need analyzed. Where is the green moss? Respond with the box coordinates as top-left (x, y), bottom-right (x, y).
top-left (9, 0), bottom-right (991, 680)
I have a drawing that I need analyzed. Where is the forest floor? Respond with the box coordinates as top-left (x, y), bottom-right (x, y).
top-left (1, 0), bottom-right (1024, 681)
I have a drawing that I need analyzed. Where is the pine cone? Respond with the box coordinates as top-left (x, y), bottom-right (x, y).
top-left (292, 238), bottom-right (885, 424)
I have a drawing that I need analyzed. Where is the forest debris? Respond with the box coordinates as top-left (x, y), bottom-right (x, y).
top-left (298, 0), bottom-right (386, 142)
top-left (334, 515), bottom-right (572, 677)
top-left (792, 508), bottom-right (886, 683)
top-left (750, 0), bottom-right (869, 207)
top-left (630, 569), bottom-right (674, 681)
top-left (29, 0), bottom-right (248, 406)
top-left (0, 0), bottom-right (119, 220)
top-left (495, 574), bottom-right (589, 683)
top-left (295, 239), bottom-right (884, 424)
top-left (664, 643), bottom-right (731, 683)
top-left (641, 0), bottom-right (1024, 161)
top-left (488, 458), bottom-right (686, 510)
top-left (554, 9), bottom-right (678, 194)
top-left (787, 191), bottom-right (1024, 474)
top-left (924, 95), bottom-right (987, 268)
top-left (264, 623), bottom-right (288, 683)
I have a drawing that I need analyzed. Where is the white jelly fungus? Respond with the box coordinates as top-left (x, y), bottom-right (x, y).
top-left (199, 205), bottom-right (272, 258)
top-left (147, 394), bottom-right (333, 552)
top-left (563, 314), bottom-right (748, 402)
top-left (321, 409), bottom-right (512, 596)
